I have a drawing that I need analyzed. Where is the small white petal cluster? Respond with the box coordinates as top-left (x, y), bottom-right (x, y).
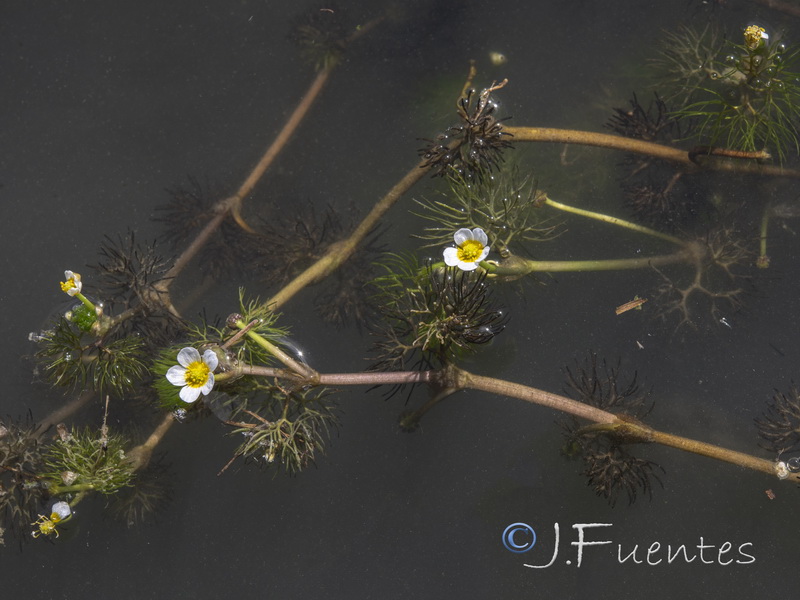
top-left (166, 347), bottom-right (218, 403)
top-left (443, 228), bottom-right (490, 271)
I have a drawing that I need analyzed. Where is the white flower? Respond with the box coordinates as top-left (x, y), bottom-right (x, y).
top-left (166, 347), bottom-right (218, 403)
top-left (31, 500), bottom-right (73, 538)
top-left (443, 228), bottom-right (490, 271)
top-left (59, 270), bottom-right (82, 296)
top-left (51, 501), bottom-right (72, 521)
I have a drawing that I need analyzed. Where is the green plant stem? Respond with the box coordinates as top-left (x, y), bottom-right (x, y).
top-left (485, 249), bottom-right (692, 277)
top-left (759, 205), bottom-right (771, 266)
top-left (543, 196), bottom-right (686, 245)
top-left (74, 292), bottom-right (97, 313)
top-left (235, 319), bottom-right (315, 379)
top-left (47, 482), bottom-right (96, 496)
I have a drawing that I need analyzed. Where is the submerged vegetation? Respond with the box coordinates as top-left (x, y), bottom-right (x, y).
top-left (11, 4), bottom-right (800, 550)
top-left (663, 24), bottom-right (800, 162)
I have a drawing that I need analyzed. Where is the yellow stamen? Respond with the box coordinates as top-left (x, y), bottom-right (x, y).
top-left (32, 515), bottom-right (59, 538)
top-left (744, 25), bottom-right (766, 49)
top-left (184, 361), bottom-right (210, 388)
top-left (457, 239), bottom-right (485, 263)
top-left (60, 278), bottom-right (77, 293)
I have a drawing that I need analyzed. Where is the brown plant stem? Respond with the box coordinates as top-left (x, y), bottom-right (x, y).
top-left (400, 385), bottom-right (461, 430)
top-left (317, 370), bottom-right (434, 386)
top-left (219, 366), bottom-right (435, 388)
top-left (33, 390), bottom-right (95, 439)
top-left (505, 126), bottom-right (800, 179)
top-left (228, 67), bottom-right (334, 232)
top-left (136, 359), bottom-right (798, 485)
top-left (647, 427), bottom-right (782, 476)
top-left (223, 362), bottom-right (778, 482)
top-left (456, 368), bottom-right (798, 482)
top-left (154, 15), bottom-right (388, 293)
top-left (751, 0), bottom-right (800, 18)
top-left (126, 412), bottom-right (176, 472)
top-left (459, 369), bottom-right (618, 424)
top-left (267, 157), bottom-right (435, 310)
top-left (155, 67), bottom-right (334, 296)
top-left (161, 208), bottom-right (229, 289)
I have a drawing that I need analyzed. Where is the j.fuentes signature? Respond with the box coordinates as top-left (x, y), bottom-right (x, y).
top-left (502, 523), bottom-right (755, 568)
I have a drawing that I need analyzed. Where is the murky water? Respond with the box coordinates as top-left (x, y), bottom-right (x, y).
top-left (2, 1), bottom-right (799, 598)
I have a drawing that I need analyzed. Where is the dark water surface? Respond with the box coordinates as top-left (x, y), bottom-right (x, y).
top-left (2, 1), bottom-right (799, 598)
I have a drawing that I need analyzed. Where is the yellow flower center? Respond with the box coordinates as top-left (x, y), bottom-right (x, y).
top-left (60, 278), bottom-right (77, 293)
top-left (744, 25), bottom-right (766, 49)
top-left (457, 239), bottom-right (485, 263)
top-left (184, 361), bottom-right (210, 388)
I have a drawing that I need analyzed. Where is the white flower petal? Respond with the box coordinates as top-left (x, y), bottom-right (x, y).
top-left (177, 347), bottom-right (200, 368)
top-left (62, 270), bottom-right (82, 295)
top-left (166, 365), bottom-right (187, 386)
top-left (202, 349), bottom-right (219, 372)
top-left (51, 501), bottom-right (72, 520)
top-left (443, 247), bottom-right (460, 266)
top-left (477, 246), bottom-right (490, 262)
top-left (200, 373), bottom-right (215, 396)
top-left (180, 385), bottom-right (203, 403)
top-left (453, 228), bottom-right (473, 246)
top-left (473, 228), bottom-right (488, 246)
top-left (458, 260), bottom-right (479, 271)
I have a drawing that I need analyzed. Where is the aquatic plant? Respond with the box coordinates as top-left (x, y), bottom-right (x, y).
top-left (418, 80), bottom-right (514, 180)
top-left (414, 167), bottom-right (558, 254)
top-left (369, 254), bottom-right (507, 374)
top-left (560, 355), bottom-right (663, 506)
top-left (14, 5), bottom-right (800, 551)
top-left (665, 24), bottom-right (800, 162)
top-left (41, 426), bottom-right (136, 497)
top-left (0, 417), bottom-right (44, 545)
